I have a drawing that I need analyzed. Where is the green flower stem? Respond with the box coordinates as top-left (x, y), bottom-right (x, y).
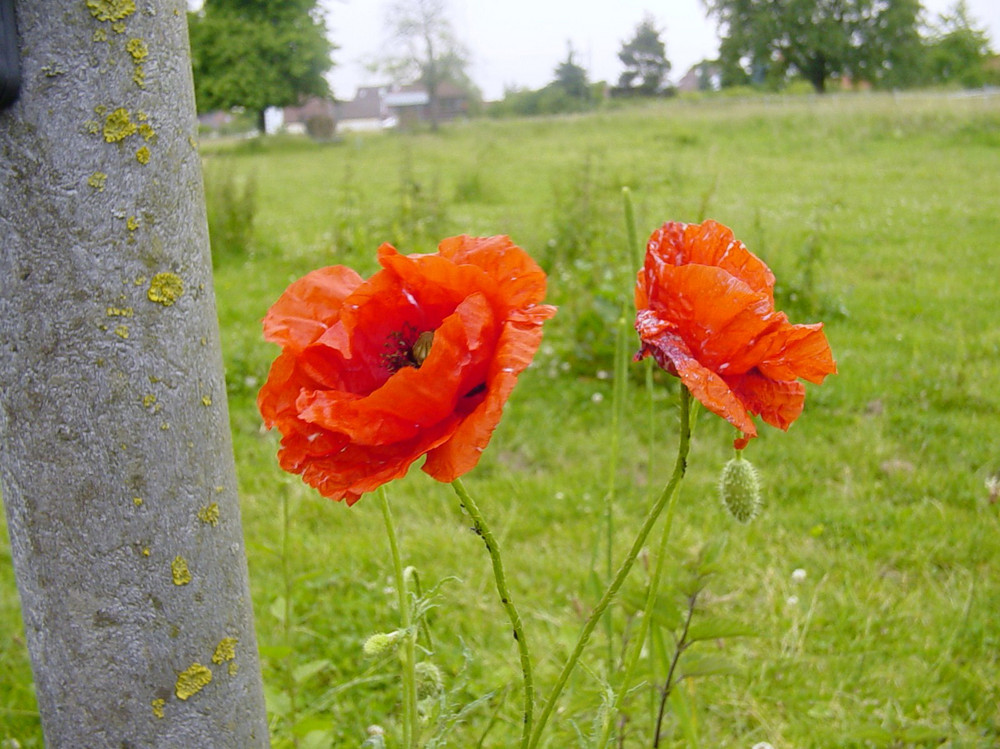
top-left (597, 470), bottom-right (683, 747)
top-left (377, 487), bottom-right (418, 749)
top-left (528, 386), bottom-right (692, 749)
top-left (604, 311), bottom-right (630, 669)
top-left (452, 478), bottom-right (534, 749)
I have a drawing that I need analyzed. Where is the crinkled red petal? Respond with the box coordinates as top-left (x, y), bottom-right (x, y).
top-left (436, 235), bottom-right (551, 312)
top-left (727, 371), bottom-right (806, 432)
top-left (635, 311), bottom-right (757, 438)
top-left (642, 263), bottom-right (782, 377)
top-left (295, 293), bottom-right (496, 446)
top-left (262, 266), bottom-right (364, 352)
top-left (645, 220), bottom-right (775, 297)
top-left (423, 303), bottom-right (555, 481)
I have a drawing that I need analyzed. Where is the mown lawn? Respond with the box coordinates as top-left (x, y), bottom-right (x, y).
top-left (3, 91), bottom-right (1000, 747)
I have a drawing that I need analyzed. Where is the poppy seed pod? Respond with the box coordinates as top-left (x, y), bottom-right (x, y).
top-left (362, 631), bottom-right (401, 657)
top-left (719, 457), bottom-right (762, 524)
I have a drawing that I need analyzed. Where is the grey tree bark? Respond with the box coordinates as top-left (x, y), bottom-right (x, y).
top-left (0, 1), bottom-right (269, 746)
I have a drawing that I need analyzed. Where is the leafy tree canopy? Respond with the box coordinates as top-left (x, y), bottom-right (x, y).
top-left (617, 15), bottom-right (671, 95)
top-left (553, 43), bottom-right (591, 100)
top-left (705, 0), bottom-right (922, 92)
top-left (383, 0), bottom-right (477, 128)
top-left (925, 0), bottom-right (995, 87)
top-left (188, 0), bottom-right (334, 126)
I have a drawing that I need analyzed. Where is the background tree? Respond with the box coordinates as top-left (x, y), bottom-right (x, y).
top-left (188, 0), bottom-right (334, 132)
top-left (925, 0), bottom-right (995, 87)
top-left (0, 1), bottom-right (268, 744)
top-left (705, 0), bottom-right (922, 92)
top-left (616, 15), bottom-right (671, 95)
top-left (384, 0), bottom-right (474, 130)
top-left (553, 42), bottom-right (592, 101)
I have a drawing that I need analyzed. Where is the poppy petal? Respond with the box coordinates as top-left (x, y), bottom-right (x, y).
top-left (756, 322), bottom-right (838, 385)
top-left (635, 311), bottom-right (757, 438)
top-left (437, 235), bottom-right (551, 312)
top-left (296, 293), bottom-right (496, 445)
top-left (643, 263), bottom-right (782, 376)
top-left (728, 371), bottom-right (806, 432)
top-left (636, 220), bottom-right (834, 447)
top-left (422, 304), bottom-right (555, 481)
top-left (263, 266), bottom-right (364, 352)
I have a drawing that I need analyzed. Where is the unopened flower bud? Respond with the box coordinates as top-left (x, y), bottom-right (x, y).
top-left (415, 661), bottom-right (444, 698)
top-left (719, 456), bottom-right (762, 523)
top-left (362, 631), bottom-right (401, 657)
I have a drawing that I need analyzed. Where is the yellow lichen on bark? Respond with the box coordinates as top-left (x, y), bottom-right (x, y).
top-left (175, 663), bottom-right (212, 700)
top-left (212, 637), bottom-right (237, 665)
top-left (86, 0), bottom-right (135, 22)
top-left (103, 108), bottom-right (137, 143)
top-left (197, 503), bottom-right (220, 526)
top-left (171, 556), bottom-right (191, 586)
top-left (147, 272), bottom-right (184, 306)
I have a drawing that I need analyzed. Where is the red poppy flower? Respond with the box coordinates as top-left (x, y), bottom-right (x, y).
top-left (635, 220), bottom-right (836, 449)
top-left (258, 236), bottom-right (556, 504)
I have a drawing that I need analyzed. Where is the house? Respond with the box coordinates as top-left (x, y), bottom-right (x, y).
top-left (677, 62), bottom-right (722, 93)
top-left (383, 82), bottom-right (469, 127)
top-left (332, 83), bottom-right (469, 131)
top-left (282, 97), bottom-right (338, 135)
top-left (334, 86), bottom-right (394, 132)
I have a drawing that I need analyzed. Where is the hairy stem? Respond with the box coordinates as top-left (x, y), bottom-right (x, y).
top-left (452, 478), bottom-right (535, 749)
top-left (529, 386), bottom-right (692, 748)
top-left (377, 488), bottom-right (418, 749)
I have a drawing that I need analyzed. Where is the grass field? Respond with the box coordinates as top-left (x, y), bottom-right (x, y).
top-left (2, 91), bottom-right (1000, 747)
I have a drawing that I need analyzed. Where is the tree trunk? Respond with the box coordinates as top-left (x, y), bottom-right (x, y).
top-left (0, 2), bottom-right (269, 746)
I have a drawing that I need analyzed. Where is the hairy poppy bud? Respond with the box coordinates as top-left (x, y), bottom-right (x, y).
top-left (362, 631), bottom-right (401, 657)
top-left (719, 456), bottom-right (762, 523)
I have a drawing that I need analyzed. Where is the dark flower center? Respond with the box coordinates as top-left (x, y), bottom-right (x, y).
top-left (382, 323), bottom-right (434, 372)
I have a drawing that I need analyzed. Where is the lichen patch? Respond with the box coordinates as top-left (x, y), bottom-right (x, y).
top-left (175, 663), bottom-right (212, 700)
top-left (86, 0), bottom-right (135, 23)
top-left (147, 272), bottom-right (184, 306)
top-left (211, 637), bottom-right (237, 665)
top-left (151, 697), bottom-right (165, 718)
top-left (126, 38), bottom-right (148, 61)
top-left (103, 107), bottom-right (137, 143)
top-left (197, 502), bottom-right (220, 526)
top-left (171, 555), bottom-right (191, 586)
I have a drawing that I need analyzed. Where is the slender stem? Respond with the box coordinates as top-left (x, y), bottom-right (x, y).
top-left (604, 311), bottom-right (630, 671)
top-left (597, 466), bottom-right (684, 748)
top-left (281, 485), bottom-right (299, 748)
top-left (529, 387), bottom-right (692, 749)
top-left (377, 487), bottom-right (417, 749)
top-left (452, 478), bottom-right (534, 749)
top-left (653, 590), bottom-right (699, 747)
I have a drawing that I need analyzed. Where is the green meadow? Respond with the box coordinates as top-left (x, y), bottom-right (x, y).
top-left (3, 91), bottom-right (1000, 747)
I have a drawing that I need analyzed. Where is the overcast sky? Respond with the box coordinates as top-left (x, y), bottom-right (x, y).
top-left (322, 0), bottom-right (1000, 101)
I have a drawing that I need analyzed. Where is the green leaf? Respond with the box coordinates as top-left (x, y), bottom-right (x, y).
top-left (258, 644), bottom-right (293, 660)
top-left (263, 683), bottom-right (292, 718)
top-left (292, 658), bottom-right (331, 684)
top-left (677, 652), bottom-right (740, 680)
top-left (685, 619), bottom-right (757, 644)
top-left (669, 685), bottom-right (700, 748)
top-left (269, 595), bottom-right (286, 623)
